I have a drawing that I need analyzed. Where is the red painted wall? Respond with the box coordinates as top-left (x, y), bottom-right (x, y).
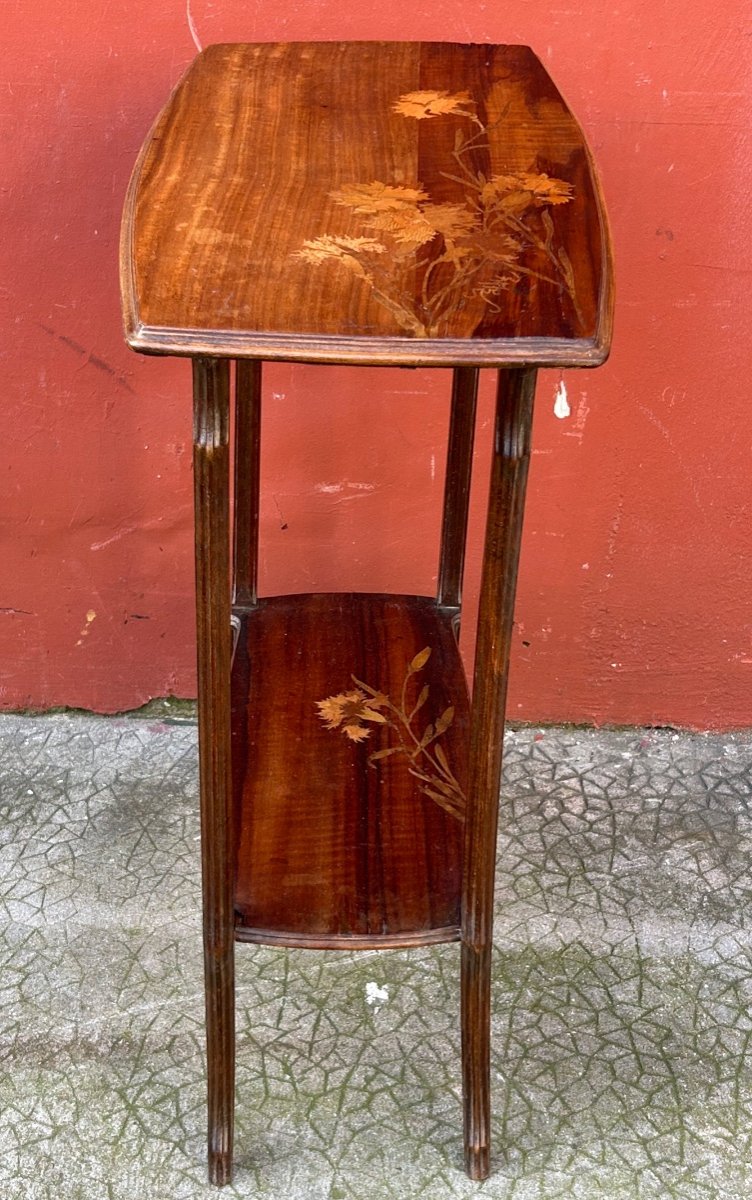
top-left (2, 3), bottom-right (751, 727)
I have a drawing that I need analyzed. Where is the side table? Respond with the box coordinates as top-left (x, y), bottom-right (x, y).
top-left (120, 41), bottom-right (613, 1185)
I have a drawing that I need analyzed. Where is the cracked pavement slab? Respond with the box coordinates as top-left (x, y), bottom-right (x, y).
top-left (1, 714), bottom-right (751, 1198)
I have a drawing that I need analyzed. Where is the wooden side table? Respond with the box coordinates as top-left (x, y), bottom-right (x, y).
top-left (120, 41), bottom-right (612, 1186)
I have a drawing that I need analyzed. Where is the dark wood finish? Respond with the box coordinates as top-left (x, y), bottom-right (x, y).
top-left (461, 367), bottom-right (536, 1180)
top-left (232, 359), bottom-right (261, 608)
top-left (121, 42), bottom-right (613, 367)
top-left (231, 592), bottom-right (468, 948)
top-left (121, 42), bottom-right (613, 1186)
top-left (192, 358), bottom-right (235, 1187)
top-left (437, 366), bottom-right (478, 611)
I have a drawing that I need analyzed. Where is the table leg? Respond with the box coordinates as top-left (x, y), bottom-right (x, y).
top-left (233, 359), bottom-right (262, 608)
top-left (437, 366), bottom-right (479, 614)
top-left (193, 357), bottom-right (235, 1186)
top-left (461, 366), bottom-right (537, 1180)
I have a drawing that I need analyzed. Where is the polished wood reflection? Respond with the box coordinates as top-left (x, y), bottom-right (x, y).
top-left (121, 42), bottom-right (612, 365)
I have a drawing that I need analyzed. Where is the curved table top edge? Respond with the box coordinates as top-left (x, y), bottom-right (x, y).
top-left (122, 320), bottom-right (612, 368)
top-left (119, 40), bottom-right (614, 369)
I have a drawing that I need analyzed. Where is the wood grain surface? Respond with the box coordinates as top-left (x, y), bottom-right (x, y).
top-left (230, 592), bottom-right (468, 948)
top-left (192, 358), bottom-right (235, 1185)
top-left (121, 42), bottom-right (613, 366)
top-left (461, 366), bottom-right (536, 1178)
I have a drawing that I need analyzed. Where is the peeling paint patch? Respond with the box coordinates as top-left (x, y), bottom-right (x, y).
top-left (75, 610), bottom-right (97, 646)
top-left (314, 481), bottom-right (376, 495)
top-left (554, 380), bottom-right (571, 419)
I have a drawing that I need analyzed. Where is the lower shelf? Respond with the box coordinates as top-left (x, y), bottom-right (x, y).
top-left (231, 592), bottom-right (469, 949)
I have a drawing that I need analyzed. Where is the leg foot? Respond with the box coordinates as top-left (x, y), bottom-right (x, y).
top-left (209, 1148), bottom-right (233, 1187)
top-left (466, 1147), bottom-right (490, 1182)
top-left (461, 940), bottom-right (491, 1180)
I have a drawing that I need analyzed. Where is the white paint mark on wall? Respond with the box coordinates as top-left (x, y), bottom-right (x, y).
top-left (366, 981), bottom-right (389, 1009)
top-left (635, 400), bottom-right (705, 514)
top-left (314, 481), bottom-right (376, 495)
top-left (562, 391), bottom-right (590, 440)
top-left (186, 0), bottom-right (202, 52)
top-left (553, 380), bottom-right (571, 419)
top-left (430, 453), bottom-right (436, 481)
top-left (90, 511), bottom-right (183, 551)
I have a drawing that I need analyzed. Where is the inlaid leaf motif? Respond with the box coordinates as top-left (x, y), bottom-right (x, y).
top-left (369, 747), bottom-right (401, 761)
top-left (419, 723), bottom-right (435, 749)
top-left (393, 89), bottom-right (477, 120)
top-left (366, 207), bottom-right (438, 250)
top-left (315, 688), bottom-right (390, 743)
top-left (344, 724), bottom-right (371, 743)
top-left (435, 706), bottom-right (455, 736)
top-left (316, 647), bottom-right (465, 821)
top-left (435, 743), bottom-right (460, 786)
top-left (482, 172), bottom-right (573, 211)
top-left (294, 92), bottom-right (578, 337)
top-left (410, 684), bottom-right (430, 721)
top-left (294, 235), bottom-right (388, 280)
top-left (331, 182), bottom-right (430, 212)
top-left (409, 647), bottom-right (432, 673)
top-left (422, 203), bottom-right (479, 241)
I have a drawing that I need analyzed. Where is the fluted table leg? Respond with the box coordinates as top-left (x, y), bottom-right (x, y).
top-left (193, 357), bottom-right (235, 1187)
top-left (461, 366), bottom-right (537, 1180)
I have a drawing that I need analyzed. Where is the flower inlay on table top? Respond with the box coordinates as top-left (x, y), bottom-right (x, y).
top-left (295, 89), bottom-right (579, 338)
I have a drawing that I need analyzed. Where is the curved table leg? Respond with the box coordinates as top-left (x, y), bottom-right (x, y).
top-left (193, 357), bottom-right (235, 1186)
top-left (462, 366), bottom-right (537, 1180)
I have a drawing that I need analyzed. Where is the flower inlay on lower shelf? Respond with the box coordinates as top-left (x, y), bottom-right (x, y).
top-left (294, 88), bottom-right (580, 337)
top-left (316, 647), bottom-right (466, 822)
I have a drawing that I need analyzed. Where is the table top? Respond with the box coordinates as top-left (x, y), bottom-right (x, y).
top-left (120, 42), bottom-right (613, 367)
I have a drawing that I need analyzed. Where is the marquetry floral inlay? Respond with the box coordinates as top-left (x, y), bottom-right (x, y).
top-left (295, 89), bottom-right (579, 337)
top-left (316, 647), bottom-right (466, 822)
